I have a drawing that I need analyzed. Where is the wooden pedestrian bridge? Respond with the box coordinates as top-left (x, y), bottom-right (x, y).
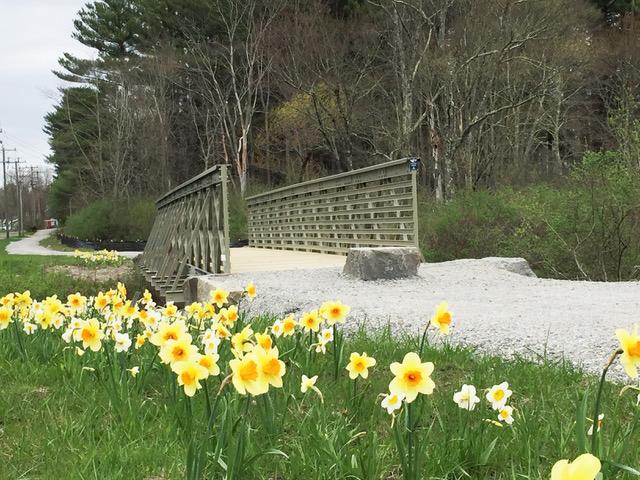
top-left (138, 158), bottom-right (420, 303)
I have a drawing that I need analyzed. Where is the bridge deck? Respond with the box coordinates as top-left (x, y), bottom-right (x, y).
top-left (227, 247), bottom-right (345, 273)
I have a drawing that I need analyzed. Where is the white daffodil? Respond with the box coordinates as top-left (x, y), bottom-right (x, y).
top-left (453, 384), bottom-right (481, 411)
top-left (486, 382), bottom-right (512, 410)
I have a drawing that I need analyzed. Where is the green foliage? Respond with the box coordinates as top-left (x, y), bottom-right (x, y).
top-left (420, 154), bottom-right (640, 281)
top-left (64, 197), bottom-right (156, 241)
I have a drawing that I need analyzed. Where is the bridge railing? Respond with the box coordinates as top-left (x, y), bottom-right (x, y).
top-left (138, 164), bottom-right (231, 302)
top-left (246, 158), bottom-right (419, 254)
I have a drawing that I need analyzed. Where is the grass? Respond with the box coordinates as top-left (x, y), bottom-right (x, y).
top-left (0, 245), bottom-right (639, 479)
top-left (37, 230), bottom-right (89, 252)
top-left (0, 238), bottom-right (144, 298)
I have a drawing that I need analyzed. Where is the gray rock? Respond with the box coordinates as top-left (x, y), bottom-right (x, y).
top-left (182, 275), bottom-right (244, 304)
top-left (481, 257), bottom-right (537, 277)
top-left (342, 247), bottom-right (421, 281)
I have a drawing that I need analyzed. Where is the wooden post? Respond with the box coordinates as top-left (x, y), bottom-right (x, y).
top-left (411, 168), bottom-right (419, 249)
top-left (221, 164), bottom-right (231, 274)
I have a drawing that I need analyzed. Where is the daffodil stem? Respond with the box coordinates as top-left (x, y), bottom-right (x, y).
top-left (591, 348), bottom-right (622, 453)
top-left (418, 326), bottom-right (429, 358)
top-left (11, 320), bottom-right (27, 360)
top-left (405, 401), bottom-right (415, 480)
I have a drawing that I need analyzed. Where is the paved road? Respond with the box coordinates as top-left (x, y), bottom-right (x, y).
top-left (5, 229), bottom-right (139, 258)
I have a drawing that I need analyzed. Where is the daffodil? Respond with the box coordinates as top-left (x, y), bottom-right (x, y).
top-left (322, 301), bottom-right (350, 325)
top-left (210, 288), bottom-right (229, 308)
top-left (0, 306), bottom-right (13, 330)
top-left (231, 325), bottom-right (254, 353)
top-left (198, 353), bottom-right (221, 376)
top-left (319, 328), bottom-right (334, 343)
top-left (173, 360), bottom-right (209, 397)
top-left (94, 292), bottom-right (110, 311)
top-left (161, 338), bottom-right (198, 365)
top-left (453, 384), bottom-right (480, 411)
top-left (497, 405), bottom-right (514, 425)
top-left (150, 320), bottom-right (189, 347)
top-left (587, 414), bottom-right (604, 436)
top-left (616, 324), bottom-right (640, 379)
top-left (245, 282), bottom-right (256, 299)
top-left (314, 341), bottom-right (328, 354)
top-left (67, 293), bottom-right (86, 311)
top-left (23, 322), bottom-right (37, 335)
top-left (282, 315), bottom-right (297, 337)
top-left (215, 323), bottom-right (231, 339)
top-left (230, 352), bottom-right (269, 396)
top-left (381, 391), bottom-right (405, 415)
top-left (163, 302), bottom-right (178, 318)
top-left (255, 332), bottom-right (273, 350)
top-left (486, 382), bottom-right (512, 410)
top-left (74, 318), bottom-right (105, 352)
top-left (300, 310), bottom-right (321, 332)
top-left (256, 347), bottom-right (286, 388)
top-left (135, 334), bottom-right (146, 349)
top-left (346, 352), bottom-right (376, 380)
top-left (300, 374), bottom-right (323, 402)
top-left (225, 305), bottom-right (239, 325)
top-left (551, 453), bottom-right (601, 480)
top-left (271, 319), bottom-right (284, 337)
top-left (114, 332), bottom-right (132, 353)
top-left (127, 366), bottom-right (140, 378)
top-left (388, 352), bottom-right (435, 403)
top-left (430, 301), bottom-right (453, 335)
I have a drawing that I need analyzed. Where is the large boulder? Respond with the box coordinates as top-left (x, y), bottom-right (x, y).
top-left (342, 247), bottom-right (421, 281)
top-left (183, 275), bottom-right (245, 304)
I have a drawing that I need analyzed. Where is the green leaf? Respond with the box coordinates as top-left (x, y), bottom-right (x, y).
top-left (576, 392), bottom-right (589, 453)
top-left (604, 460), bottom-right (640, 476)
top-left (478, 437), bottom-right (498, 466)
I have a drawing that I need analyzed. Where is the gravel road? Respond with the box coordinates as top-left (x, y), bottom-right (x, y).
top-left (202, 257), bottom-right (640, 379)
top-left (5, 229), bottom-right (139, 258)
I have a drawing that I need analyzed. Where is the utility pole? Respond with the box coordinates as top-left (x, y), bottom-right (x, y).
top-left (13, 158), bottom-right (24, 236)
top-left (0, 137), bottom-right (17, 239)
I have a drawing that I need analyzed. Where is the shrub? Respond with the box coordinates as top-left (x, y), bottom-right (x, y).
top-left (419, 153), bottom-right (640, 280)
top-left (64, 197), bottom-right (156, 241)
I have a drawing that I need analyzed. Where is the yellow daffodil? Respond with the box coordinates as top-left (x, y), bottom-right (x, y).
top-left (163, 302), bottom-right (178, 318)
top-left (230, 352), bottom-right (268, 396)
top-left (497, 405), bottom-right (514, 425)
top-left (551, 453), bottom-right (601, 480)
top-left (486, 382), bottom-right (512, 410)
top-left (198, 353), bottom-right (221, 376)
top-left (245, 282), bottom-right (256, 300)
top-left (300, 374), bottom-right (323, 402)
top-left (74, 318), bottom-right (105, 352)
top-left (381, 391), bottom-right (405, 415)
top-left (388, 352), bottom-right (435, 403)
top-left (142, 289), bottom-right (153, 305)
top-left (94, 292), bottom-right (110, 311)
top-left (300, 310), bottom-right (321, 332)
top-left (255, 332), bottom-right (273, 350)
top-left (453, 384), bottom-right (480, 411)
top-left (210, 288), bottom-right (229, 308)
top-left (322, 301), bottom-right (350, 325)
top-left (0, 306), bottom-right (13, 330)
top-left (161, 338), bottom-right (198, 365)
top-left (150, 320), bottom-right (189, 347)
top-left (430, 301), bottom-right (453, 335)
top-left (127, 366), bottom-right (140, 378)
top-left (67, 293), bottom-right (86, 311)
top-left (215, 322), bottom-right (231, 340)
top-left (1, 293), bottom-right (14, 307)
top-left (255, 346), bottom-right (286, 388)
top-left (231, 325), bottom-right (254, 354)
top-left (616, 324), bottom-right (640, 379)
top-left (225, 305), bottom-right (239, 325)
top-left (282, 315), bottom-right (296, 337)
top-left (346, 352), bottom-right (377, 380)
top-left (173, 360), bottom-right (209, 397)
top-left (135, 334), bottom-right (146, 349)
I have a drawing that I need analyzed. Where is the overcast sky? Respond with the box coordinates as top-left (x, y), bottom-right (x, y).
top-left (0, 0), bottom-right (94, 173)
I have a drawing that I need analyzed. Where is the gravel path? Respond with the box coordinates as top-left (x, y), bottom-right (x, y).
top-left (5, 229), bottom-right (139, 258)
top-left (202, 257), bottom-right (640, 379)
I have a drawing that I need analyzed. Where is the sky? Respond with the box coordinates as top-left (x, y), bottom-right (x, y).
top-left (0, 0), bottom-right (95, 174)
